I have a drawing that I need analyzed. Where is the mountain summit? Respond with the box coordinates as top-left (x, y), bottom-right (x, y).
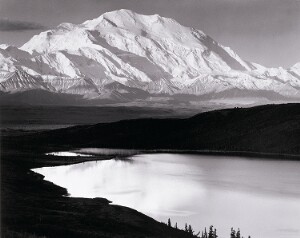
top-left (1, 9), bottom-right (300, 105)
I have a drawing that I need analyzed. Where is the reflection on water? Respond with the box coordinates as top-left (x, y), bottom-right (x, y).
top-left (45, 152), bottom-right (94, 157)
top-left (33, 154), bottom-right (300, 238)
top-left (46, 148), bottom-right (140, 157)
top-left (74, 148), bottom-right (140, 156)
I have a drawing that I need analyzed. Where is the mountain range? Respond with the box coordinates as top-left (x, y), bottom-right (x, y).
top-left (1, 9), bottom-right (300, 106)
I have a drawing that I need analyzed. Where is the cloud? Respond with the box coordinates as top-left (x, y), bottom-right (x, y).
top-left (0, 18), bottom-right (46, 31)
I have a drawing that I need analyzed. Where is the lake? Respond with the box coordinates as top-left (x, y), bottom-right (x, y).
top-left (33, 153), bottom-right (300, 238)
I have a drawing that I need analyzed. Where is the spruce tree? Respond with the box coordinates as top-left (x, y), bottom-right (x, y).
top-left (231, 228), bottom-right (236, 238)
top-left (204, 227), bottom-right (208, 238)
top-left (214, 228), bottom-right (218, 238)
top-left (188, 224), bottom-right (194, 234)
top-left (167, 218), bottom-right (171, 227)
top-left (208, 225), bottom-right (214, 238)
top-left (236, 228), bottom-right (241, 238)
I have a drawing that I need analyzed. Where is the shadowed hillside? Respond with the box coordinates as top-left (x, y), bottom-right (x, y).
top-left (13, 103), bottom-right (300, 156)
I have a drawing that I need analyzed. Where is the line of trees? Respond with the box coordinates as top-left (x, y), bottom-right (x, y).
top-left (167, 218), bottom-right (251, 238)
top-left (230, 228), bottom-right (251, 238)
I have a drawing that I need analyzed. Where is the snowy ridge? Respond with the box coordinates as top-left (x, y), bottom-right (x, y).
top-left (1, 9), bottom-right (300, 104)
top-left (0, 70), bottom-right (52, 92)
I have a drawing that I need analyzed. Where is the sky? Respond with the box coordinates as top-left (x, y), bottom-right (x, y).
top-left (0, 0), bottom-right (299, 68)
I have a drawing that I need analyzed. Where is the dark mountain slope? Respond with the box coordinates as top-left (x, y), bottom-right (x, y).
top-left (15, 103), bottom-right (300, 156)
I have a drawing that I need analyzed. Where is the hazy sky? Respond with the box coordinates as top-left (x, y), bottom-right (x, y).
top-left (0, 0), bottom-right (299, 68)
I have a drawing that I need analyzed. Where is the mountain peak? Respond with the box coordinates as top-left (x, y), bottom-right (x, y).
top-left (82, 9), bottom-right (185, 35)
top-left (107, 8), bottom-right (136, 16)
top-left (291, 62), bottom-right (300, 70)
top-left (2, 10), bottom-right (300, 104)
top-left (0, 44), bottom-right (10, 50)
top-left (57, 22), bottom-right (76, 31)
top-left (82, 9), bottom-right (136, 27)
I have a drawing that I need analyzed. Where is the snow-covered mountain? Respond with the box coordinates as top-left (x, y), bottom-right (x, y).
top-left (1, 9), bottom-right (299, 105)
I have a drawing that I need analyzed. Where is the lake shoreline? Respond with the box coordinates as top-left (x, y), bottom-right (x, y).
top-left (135, 149), bottom-right (300, 160)
top-left (46, 148), bottom-right (300, 163)
top-left (4, 142), bottom-right (296, 238)
top-left (35, 152), bottom-right (300, 238)
top-left (1, 146), bottom-right (198, 238)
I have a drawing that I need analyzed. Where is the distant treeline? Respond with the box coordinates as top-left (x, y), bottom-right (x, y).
top-left (167, 218), bottom-right (251, 238)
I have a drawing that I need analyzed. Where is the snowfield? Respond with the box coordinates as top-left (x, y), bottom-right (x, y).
top-left (1, 9), bottom-right (300, 104)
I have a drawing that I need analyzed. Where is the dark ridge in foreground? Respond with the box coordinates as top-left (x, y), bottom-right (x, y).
top-left (12, 103), bottom-right (300, 156)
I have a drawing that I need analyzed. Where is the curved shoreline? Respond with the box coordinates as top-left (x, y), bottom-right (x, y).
top-left (46, 147), bottom-right (300, 162)
top-left (31, 149), bottom-right (300, 238)
top-left (2, 147), bottom-right (196, 238)
top-left (140, 149), bottom-right (300, 160)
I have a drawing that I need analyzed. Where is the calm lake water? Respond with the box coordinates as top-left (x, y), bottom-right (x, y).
top-left (33, 153), bottom-right (300, 238)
